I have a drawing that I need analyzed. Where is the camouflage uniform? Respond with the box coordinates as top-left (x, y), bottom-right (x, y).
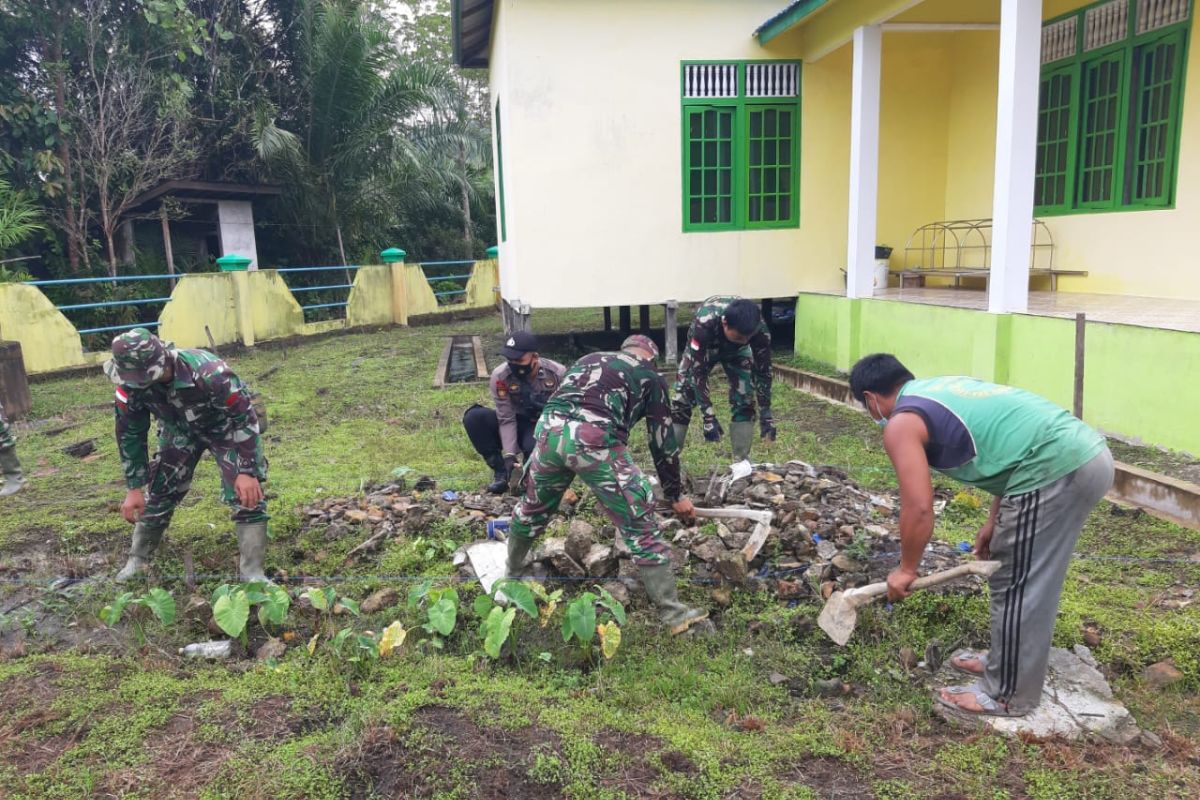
top-left (0, 401), bottom-right (23, 497)
top-left (0, 402), bottom-right (13, 450)
top-left (113, 348), bottom-right (268, 533)
top-left (512, 348), bottom-right (682, 566)
top-left (671, 295), bottom-right (773, 428)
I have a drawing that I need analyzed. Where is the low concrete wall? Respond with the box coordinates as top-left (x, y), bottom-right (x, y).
top-left (794, 293), bottom-right (1200, 456)
top-left (774, 363), bottom-right (1200, 532)
top-left (2, 258), bottom-right (499, 375)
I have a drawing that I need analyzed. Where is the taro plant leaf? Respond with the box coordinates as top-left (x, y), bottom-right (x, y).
top-left (378, 621), bottom-right (407, 657)
top-left (566, 593), bottom-right (597, 644)
top-left (100, 592), bottom-right (136, 626)
top-left (598, 622), bottom-right (621, 660)
top-left (307, 632), bottom-right (322, 656)
top-left (427, 595), bottom-right (458, 637)
top-left (494, 579), bottom-right (536, 618)
top-left (538, 651), bottom-right (553, 663)
top-left (210, 584), bottom-right (233, 605)
top-left (258, 585), bottom-right (290, 629)
top-left (483, 606), bottom-right (517, 658)
top-left (213, 591), bottom-right (250, 638)
top-left (332, 627), bottom-right (354, 653)
top-left (595, 585), bottom-right (627, 626)
top-left (142, 588), bottom-right (176, 626)
top-left (338, 598), bottom-right (362, 618)
top-left (473, 594), bottom-right (495, 619)
top-left (305, 587), bottom-right (330, 612)
top-left (407, 578), bottom-right (433, 610)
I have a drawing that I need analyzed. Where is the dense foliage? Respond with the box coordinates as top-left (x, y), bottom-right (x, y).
top-left (0, 0), bottom-right (494, 279)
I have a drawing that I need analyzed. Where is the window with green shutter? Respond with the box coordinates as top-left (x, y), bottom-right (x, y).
top-left (681, 61), bottom-right (801, 232)
top-left (1036, 0), bottom-right (1190, 215)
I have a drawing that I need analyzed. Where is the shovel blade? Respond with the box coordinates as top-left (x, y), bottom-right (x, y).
top-left (817, 591), bottom-right (856, 646)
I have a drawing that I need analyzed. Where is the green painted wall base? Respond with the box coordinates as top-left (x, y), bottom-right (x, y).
top-left (795, 292), bottom-right (1200, 455)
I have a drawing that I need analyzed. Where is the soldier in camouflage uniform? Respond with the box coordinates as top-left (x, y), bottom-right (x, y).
top-left (508, 334), bottom-right (709, 634)
top-left (671, 296), bottom-right (776, 462)
top-left (0, 402), bottom-right (25, 497)
top-left (107, 329), bottom-right (270, 582)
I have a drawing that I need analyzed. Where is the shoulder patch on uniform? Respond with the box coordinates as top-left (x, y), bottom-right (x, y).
top-left (115, 387), bottom-right (128, 407)
top-left (689, 338), bottom-right (701, 350)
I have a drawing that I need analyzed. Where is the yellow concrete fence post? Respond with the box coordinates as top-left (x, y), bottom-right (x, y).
top-left (217, 254), bottom-right (256, 348)
top-left (381, 248), bottom-right (408, 326)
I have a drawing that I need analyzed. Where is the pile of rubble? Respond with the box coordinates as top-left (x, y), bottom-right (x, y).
top-left (300, 460), bottom-right (975, 605)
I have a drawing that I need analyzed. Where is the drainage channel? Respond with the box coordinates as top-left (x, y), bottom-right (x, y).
top-left (434, 335), bottom-right (489, 387)
top-left (773, 363), bottom-right (1200, 532)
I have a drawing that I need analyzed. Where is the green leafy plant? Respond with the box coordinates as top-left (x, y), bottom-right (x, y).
top-left (475, 579), bottom-right (563, 661)
top-left (210, 582), bottom-right (291, 645)
top-left (561, 586), bottom-right (626, 663)
top-left (406, 578), bottom-right (460, 649)
top-left (100, 587), bottom-right (177, 627)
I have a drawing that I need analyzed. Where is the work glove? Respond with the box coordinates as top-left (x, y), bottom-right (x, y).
top-left (702, 416), bottom-right (724, 443)
top-left (759, 411), bottom-right (777, 442)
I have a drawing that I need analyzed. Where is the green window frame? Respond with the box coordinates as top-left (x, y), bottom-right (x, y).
top-left (681, 61), bottom-right (802, 232)
top-left (1035, 0), bottom-right (1190, 216)
top-left (494, 99), bottom-right (507, 242)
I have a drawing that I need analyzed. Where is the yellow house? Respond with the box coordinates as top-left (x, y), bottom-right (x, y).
top-left (454, 0), bottom-right (1198, 307)
top-left (454, 0), bottom-right (1200, 457)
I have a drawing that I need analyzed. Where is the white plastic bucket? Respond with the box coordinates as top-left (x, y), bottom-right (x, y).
top-left (873, 259), bottom-right (890, 291)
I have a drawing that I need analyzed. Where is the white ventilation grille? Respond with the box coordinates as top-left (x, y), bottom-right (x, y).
top-left (746, 63), bottom-right (800, 98)
top-left (684, 64), bottom-right (738, 99)
top-left (1084, 0), bottom-right (1129, 51)
top-left (1137, 0), bottom-right (1191, 32)
top-left (1041, 17), bottom-right (1078, 63)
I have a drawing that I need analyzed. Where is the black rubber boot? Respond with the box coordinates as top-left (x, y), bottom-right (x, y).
top-left (485, 455), bottom-right (508, 494)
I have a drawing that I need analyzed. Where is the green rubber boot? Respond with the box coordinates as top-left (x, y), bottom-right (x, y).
top-left (505, 533), bottom-right (535, 579)
top-left (672, 423), bottom-right (689, 448)
top-left (730, 421), bottom-right (754, 463)
top-left (0, 447), bottom-right (24, 497)
top-left (639, 563), bottom-right (710, 635)
top-left (115, 522), bottom-right (163, 581)
top-left (236, 521), bottom-right (271, 583)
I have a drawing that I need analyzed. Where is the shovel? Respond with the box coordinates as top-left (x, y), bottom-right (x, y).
top-left (818, 560), bottom-right (1001, 646)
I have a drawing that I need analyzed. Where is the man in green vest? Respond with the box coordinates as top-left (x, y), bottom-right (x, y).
top-left (850, 353), bottom-right (1112, 718)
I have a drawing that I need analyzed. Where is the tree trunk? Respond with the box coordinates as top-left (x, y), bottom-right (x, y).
top-left (459, 144), bottom-right (472, 259)
top-left (50, 12), bottom-right (80, 271)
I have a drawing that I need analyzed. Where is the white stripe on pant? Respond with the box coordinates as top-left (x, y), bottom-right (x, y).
top-left (980, 448), bottom-right (1114, 712)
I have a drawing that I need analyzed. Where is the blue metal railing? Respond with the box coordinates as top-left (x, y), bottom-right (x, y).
top-left (275, 265), bottom-right (360, 319)
top-left (25, 274), bottom-right (178, 336)
top-left (420, 259), bottom-right (475, 301)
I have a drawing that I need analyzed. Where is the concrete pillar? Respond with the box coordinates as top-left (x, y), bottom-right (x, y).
top-left (846, 24), bottom-right (882, 300)
top-left (664, 300), bottom-right (678, 367)
top-left (217, 254), bottom-right (255, 347)
top-left (216, 200), bottom-right (261, 270)
top-left (988, 0), bottom-right (1042, 314)
top-left (381, 248), bottom-right (408, 326)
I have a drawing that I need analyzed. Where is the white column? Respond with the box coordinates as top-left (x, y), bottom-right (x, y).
top-left (988, 0), bottom-right (1042, 314)
top-left (217, 200), bottom-right (261, 270)
top-left (846, 25), bottom-right (882, 300)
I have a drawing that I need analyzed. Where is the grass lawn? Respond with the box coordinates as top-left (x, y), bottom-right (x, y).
top-left (0, 309), bottom-right (1197, 799)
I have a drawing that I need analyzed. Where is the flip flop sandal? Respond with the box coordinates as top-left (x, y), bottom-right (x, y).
top-left (949, 650), bottom-right (988, 676)
top-left (934, 684), bottom-right (1026, 719)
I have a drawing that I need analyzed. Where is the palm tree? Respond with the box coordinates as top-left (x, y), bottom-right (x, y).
top-left (0, 178), bottom-right (42, 255)
top-left (253, 0), bottom-right (459, 264)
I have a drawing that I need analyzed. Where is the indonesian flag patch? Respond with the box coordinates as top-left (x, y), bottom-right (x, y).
top-left (689, 338), bottom-right (701, 350)
top-left (115, 387), bottom-right (129, 409)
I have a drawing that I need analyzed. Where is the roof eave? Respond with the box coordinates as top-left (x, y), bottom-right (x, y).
top-left (755, 0), bottom-right (838, 45)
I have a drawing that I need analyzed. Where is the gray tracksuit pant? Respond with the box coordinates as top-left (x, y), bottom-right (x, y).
top-left (980, 448), bottom-right (1114, 712)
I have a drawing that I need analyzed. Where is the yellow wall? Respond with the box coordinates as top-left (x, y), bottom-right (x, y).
top-left (6, 260), bottom-right (498, 375)
top-left (0, 284), bottom-right (86, 374)
top-left (248, 271), bottom-right (305, 342)
top-left (936, 5), bottom-right (1200, 300)
top-left (347, 266), bottom-right (395, 327)
top-left (158, 274), bottom-right (239, 349)
top-left (492, 0), bottom-right (851, 308)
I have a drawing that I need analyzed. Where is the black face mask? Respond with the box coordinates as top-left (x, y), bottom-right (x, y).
top-left (509, 362), bottom-right (534, 380)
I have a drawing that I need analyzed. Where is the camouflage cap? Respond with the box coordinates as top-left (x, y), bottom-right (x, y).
top-left (621, 334), bottom-right (659, 361)
top-left (111, 328), bottom-right (171, 387)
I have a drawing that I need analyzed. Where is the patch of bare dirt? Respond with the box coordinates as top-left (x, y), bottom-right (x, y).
top-left (342, 705), bottom-right (562, 800)
top-left (100, 692), bottom-right (311, 799)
